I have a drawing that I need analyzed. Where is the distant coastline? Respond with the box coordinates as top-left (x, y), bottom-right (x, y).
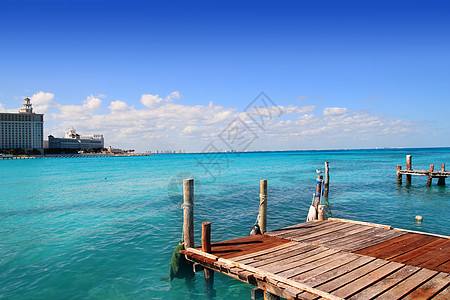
top-left (0, 153), bottom-right (150, 159)
top-left (2, 146), bottom-right (449, 160)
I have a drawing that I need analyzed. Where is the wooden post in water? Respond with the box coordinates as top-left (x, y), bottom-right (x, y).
top-left (202, 221), bottom-right (214, 292)
top-left (314, 175), bottom-right (323, 213)
top-left (396, 165), bottom-right (402, 184)
top-left (426, 165), bottom-right (434, 187)
top-left (406, 155), bottom-right (412, 185)
top-left (183, 179), bottom-right (194, 249)
top-left (324, 162), bottom-right (330, 197)
top-left (202, 222), bottom-right (211, 253)
top-left (259, 180), bottom-right (268, 234)
top-left (318, 205), bottom-right (325, 221)
top-left (264, 291), bottom-right (280, 300)
top-left (438, 163), bottom-right (446, 186)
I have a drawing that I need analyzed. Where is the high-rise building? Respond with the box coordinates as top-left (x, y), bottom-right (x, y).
top-left (0, 98), bottom-right (44, 151)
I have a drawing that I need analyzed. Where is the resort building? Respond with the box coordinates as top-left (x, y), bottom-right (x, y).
top-left (48, 127), bottom-right (104, 149)
top-left (0, 98), bottom-right (44, 151)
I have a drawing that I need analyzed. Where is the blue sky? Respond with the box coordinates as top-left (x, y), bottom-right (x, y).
top-left (1, 0), bottom-right (449, 151)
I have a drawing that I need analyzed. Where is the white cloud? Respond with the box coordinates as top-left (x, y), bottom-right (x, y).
top-left (31, 91), bottom-right (55, 113)
top-left (323, 107), bottom-right (348, 116)
top-left (141, 91), bottom-right (180, 109)
top-left (36, 91), bottom-right (419, 152)
top-left (109, 100), bottom-right (130, 112)
top-left (54, 95), bottom-right (102, 120)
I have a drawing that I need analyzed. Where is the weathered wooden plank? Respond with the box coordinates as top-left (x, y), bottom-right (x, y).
top-left (355, 233), bottom-right (416, 255)
top-left (389, 238), bottom-right (448, 264)
top-left (348, 265), bottom-right (420, 300)
top-left (375, 268), bottom-right (438, 299)
top-left (209, 234), bottom-right (292, 259)
top-left (296, 291), bottom-right (320, 300)
top-left (268, 220), bottom-right (322, 232)
top-left (343, 230), bottom-right (406, 252)
top-left (314, 228), bottom-right (378, 249)
top-left (316, 259), bottom-right (389, 293)
top-left (403, 272), bottom-right (450, 300)
top-left (290, 252), bottom-right (360, 282)
top-left (401, 240), bottom-right (450, 269)
top-left (437, 260), bottom-right (450, 273)
top-left (241, 243), bottom-right (318, 266)
top-left (276, 252), bottom-right (354, 279)
top-left (257, 248), bottom-right (338, 273)
top-left (418, 252), bottom-right (450, 272)
top-left (290, 223), bottom-right (360, 243)
top-left (432, 285), bottom-right (449, 300)
top-left (398, 169), bottom-right (450, 176)
top-left (266, 221), bottom-right (328, 237)
top-left (275, 221), bottom-right (347, 240)
top-left (331, 261), bottom-right (404, 298)
top-left (216, 253), bottom-right (345, 300)
top-left (328, 229), bottom-right (401, 252)
top-left (306, 224), bottom-right (373, 245)
top-left (356, 233), bottom-right (438, 260)
top-left (302, 256), bottom-right (376, 288)
top-left (327, 218), bottom-right (392, 230)
top-left (322, 227), bottom-right (387, 248)
top-left (231, 241), bottom-right (298, 262)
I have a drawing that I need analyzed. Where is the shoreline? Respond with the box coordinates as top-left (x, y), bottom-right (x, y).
top-left (0, 153), bottom-right (151, 159)
top-left (1, 146), bottom-right (449, 160)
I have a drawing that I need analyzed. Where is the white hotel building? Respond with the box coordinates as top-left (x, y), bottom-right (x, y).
top-left (0, 98), bottom-right (44, 151)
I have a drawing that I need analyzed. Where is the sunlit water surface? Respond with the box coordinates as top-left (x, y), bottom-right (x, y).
top-left (1, 148), bottom-right (449, 299)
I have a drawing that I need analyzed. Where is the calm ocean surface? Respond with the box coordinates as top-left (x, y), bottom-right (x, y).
top-left (1, 148), bottom-right (449, 299)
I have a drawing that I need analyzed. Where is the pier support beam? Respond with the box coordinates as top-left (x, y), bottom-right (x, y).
top-left (251, 288), bottom-right (263, 300)
top-left (324, 162), bottom-right (330, 197)
top-left (438, 163), bottom-right (446, 186)
top-left (202, 222), bottom-right (214, 294)
top-left (406, 155), bottom-right (412, 185)
top-left (396, 165), bottom-right (402, 184)
top-left (259, 180), bottom-right (268, 234)
top-left (426, 165), bottom-right (434, 187)
top-left (183, 179), bottom-right (194, 249)
top-left (264, 291), bottom-right (280, 300)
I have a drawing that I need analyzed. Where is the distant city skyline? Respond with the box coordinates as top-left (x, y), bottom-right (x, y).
top-left (1, 0), bottom-right (449, 152)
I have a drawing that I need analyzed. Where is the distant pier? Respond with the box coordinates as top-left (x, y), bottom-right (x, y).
top-left (397, 155), bottom-right (449, 186)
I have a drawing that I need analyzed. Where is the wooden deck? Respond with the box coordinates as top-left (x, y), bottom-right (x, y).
top-left (182, 219), bottom-right (450, 300)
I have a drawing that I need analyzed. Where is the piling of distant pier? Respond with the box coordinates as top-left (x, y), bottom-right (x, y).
top-left (397, 155), bottom-right (448, 186)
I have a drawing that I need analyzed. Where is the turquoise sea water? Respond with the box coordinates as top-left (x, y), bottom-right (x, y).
top-left (1, 148), bottom-right (449, 299)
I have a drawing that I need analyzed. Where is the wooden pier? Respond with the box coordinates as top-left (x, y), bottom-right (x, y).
top-left (397, 155), bottom-right (449, 186)
top-left (182, 218), bottom-right (450, 299)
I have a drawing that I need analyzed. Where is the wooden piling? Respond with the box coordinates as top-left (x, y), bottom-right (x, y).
top-left (251, 288), bottom-right (263, 300)
top-left (202, 221), bottom-right (214, 292)
top-left (259, 180), bottom-right (268, 234)
top-left (438, 163), bottom-right (446, 186)
top-left (324, 162), bottom-right (330, 197)
top-left (183, 179), bottom-right (194, 249)
top-left (264, 291), bottom-right (280, 300)
top-left (314, 175), bottom-right (323, 213)
top-left (202, 222), bottom-right (211, 253)
top-left (406, 155), bottom-right (412, 185)
top-left (396, 165), bottom-right (402, 184)
top-left (426, 165), bottom-right (434, 187)
top-left (318, 205), bottom-right (325, 221)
